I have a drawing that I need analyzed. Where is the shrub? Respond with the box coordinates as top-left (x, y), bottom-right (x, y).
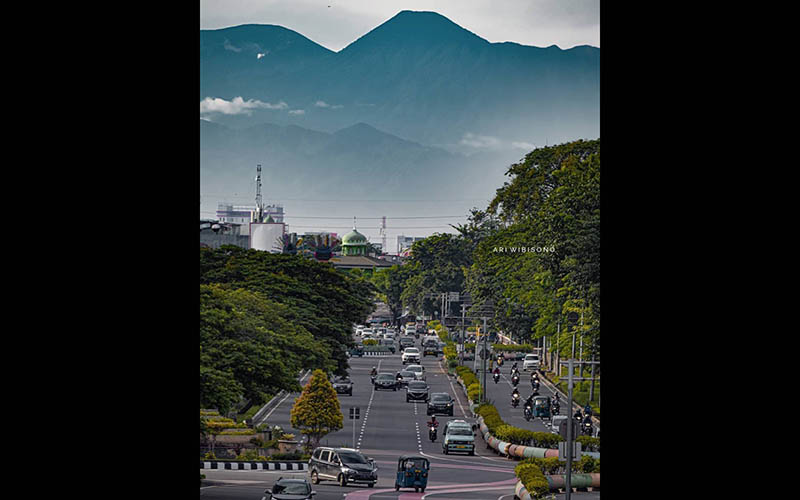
top-left (467, 383), bottom-right (481, 403)
top-left (220, 429), bottom-right (256, 435)
top-left (269, 451), bottom-right (310, 461)
top-left (575, 455), bottom-right (599, 473)
top-left (515, 463), bottom-right (550, 498)
top-left (204, 451), bottom-right (216, 460)
top-left (362, 339), bottom-right (378, 346)
top-left (236, 449), bottom-right (267, 461)
top-left (576, 435), bottom-right (600, 453)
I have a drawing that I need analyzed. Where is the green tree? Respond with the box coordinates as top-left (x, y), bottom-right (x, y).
top-left (200, 247), bottom-right (376, 374)
top-left (371, 264), bottom-right (411, 326)
top-left (400, 234), bottom-right (472, 318)
top-left (201, 284), bottom-right (332, 413)
top-left (290, 369), bottom-right (343, 448)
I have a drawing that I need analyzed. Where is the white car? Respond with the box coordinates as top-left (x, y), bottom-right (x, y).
top-left (405, 364), bottom-right (426, 381)
top-left (402, 347), bottom-right (421, 364)
top-left (523, 354), bottom-right (540, 371)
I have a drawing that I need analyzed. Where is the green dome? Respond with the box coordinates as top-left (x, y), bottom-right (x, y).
top-left (342, 229), bottom-right (367, 245)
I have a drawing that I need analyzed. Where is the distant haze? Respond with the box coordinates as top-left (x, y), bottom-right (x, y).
top-left (200, 0), bottom-right (599, 52)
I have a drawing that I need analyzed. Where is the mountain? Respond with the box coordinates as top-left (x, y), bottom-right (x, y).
top-left (200, 119), bottom-right (518, 216)
top-left (200, 10), bottom-right (599, 150)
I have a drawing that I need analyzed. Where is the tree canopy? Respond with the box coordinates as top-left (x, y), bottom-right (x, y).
top-left (200, 247), bottom-right (376, 413)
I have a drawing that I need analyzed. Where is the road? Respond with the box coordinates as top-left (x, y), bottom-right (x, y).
top-left (201, 337), bottom-right (598, 499)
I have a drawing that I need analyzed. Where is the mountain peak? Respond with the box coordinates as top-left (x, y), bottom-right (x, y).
top-left (341, 10), bottom-right (487, 53)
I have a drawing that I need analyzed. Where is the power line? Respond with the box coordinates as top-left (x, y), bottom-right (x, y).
top-left (284, 215), bottom-right (466, 220)
top-left (200, 194), bottom-right (489, 203)
top-left (287, 225), bottom-right (458, 229)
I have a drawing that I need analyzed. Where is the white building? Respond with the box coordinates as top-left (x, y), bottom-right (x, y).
top-left (216, 203), bottom-right (285, 235)
top-left (397, 235), bottom-right (425, 253)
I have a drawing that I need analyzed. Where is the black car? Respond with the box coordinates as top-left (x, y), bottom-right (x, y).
top-left (426, 392), bottom-right (455, 416)
top-left (396, 370), bottom-right (416, 387)
top-left (422, 341), bottom-right (439, 357)
top-left (406, 380), bottom-right (430, 402)
top-left (264, 477), bottom-right (317, 500)
top-left (399, 337), bottom-right (415, 351)
top-left (373, 373), bottom-right (398, 391)
top-left (308, 447), bottom-right (377, 488)
top-left (332, 376), bottom-right (353, 396)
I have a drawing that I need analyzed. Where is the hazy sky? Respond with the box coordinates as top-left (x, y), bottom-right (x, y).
top-left (200, 0), bottom-right (599, 51)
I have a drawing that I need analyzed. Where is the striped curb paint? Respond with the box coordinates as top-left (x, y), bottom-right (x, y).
top-left (515, 478), bottom-right (532, 500)
top-left (362, 351), bottom-right (393, 356)
top-left (545, 473), bottom-right (600, 490)
top-left (200, 461), bottom-right (307, 471)
top-left (478, 416), bottom-right (597, 459)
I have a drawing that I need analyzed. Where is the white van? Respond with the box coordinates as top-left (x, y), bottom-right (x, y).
top-left (523, 354), bottom-right (540, 371)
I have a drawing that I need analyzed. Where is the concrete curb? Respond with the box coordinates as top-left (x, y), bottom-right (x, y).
top-left (200, 460), bottom-right (308, 471)
top-left (478, 416), bottom-right (599, 460)
top-left (252, 370), bottom-right (311, 427)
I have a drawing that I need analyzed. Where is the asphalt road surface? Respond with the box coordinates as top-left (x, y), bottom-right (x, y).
top-left (201, 337), bottom-right (598, 499)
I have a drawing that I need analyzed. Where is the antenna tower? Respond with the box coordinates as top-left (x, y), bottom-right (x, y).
top-left (255, 164), bottom-right (263, 222)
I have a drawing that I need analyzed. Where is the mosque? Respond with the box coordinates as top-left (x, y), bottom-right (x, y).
top-left (328, 222), bottom-right (398, 271)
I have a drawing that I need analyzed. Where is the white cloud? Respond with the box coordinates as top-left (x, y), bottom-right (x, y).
top-left (200, 96), bottom-right (288, 116)
top-left (289, 109), bottom-right (305, 115)
top-left (460, 133), bottom-right (501, 149)
top-left (460, 133), bottom-right (537, 152)
top-left (314, 100), bottom-right (343, 109)
top-left (512, 141), bottom-right (536, 150)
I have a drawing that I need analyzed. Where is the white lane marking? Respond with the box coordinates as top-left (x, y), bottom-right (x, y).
top-left (422, 485), bottom-right (514, 499)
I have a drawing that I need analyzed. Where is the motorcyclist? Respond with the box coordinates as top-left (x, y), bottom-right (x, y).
top-left (582, 414), bottom-right (593, 435)
top-left (524, 392), bottom-right (536, 409)
top-left (583, 404), bottom-right (593, 418)
top-left (396, 371), bottom-right (403, 382)
top-left (530, 371), bottom-right (539, 382)
top-left (574, 410), bottom-right (583, 423)
top-left (370, 367), bottom-right (377, 377)
top-left (492, 366), bottom-right (501, 383)
top-left (511, 387), bottom-right (521, 406)
top-left (427, 415), bottom-right (439, 440)
top-left (511, 362), bottom-right (519, 373)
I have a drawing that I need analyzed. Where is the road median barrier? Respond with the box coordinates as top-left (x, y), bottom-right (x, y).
top-left (200, 460), bottom-right (308, 471)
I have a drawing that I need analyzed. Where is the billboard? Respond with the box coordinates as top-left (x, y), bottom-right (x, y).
top-left (250, 223), bottom-right (285, 253)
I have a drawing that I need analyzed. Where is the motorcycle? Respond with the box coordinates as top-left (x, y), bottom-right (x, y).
top-left (552, 402), bottom-right (560, 416)
top-left (511, 393), bottom-right (520, 408)
top-left (582, 419), bottom-right (593, 436)
top-left (511, 374), bottom-right (520, 386)
top-left (429, 426), bottom-right (437, 442)
top-left (493, 372), bottom-right (500, 384)
top-left (531, 381), bottom-right (539, 392)
top-left (523, 403), bottom-right (533, 421)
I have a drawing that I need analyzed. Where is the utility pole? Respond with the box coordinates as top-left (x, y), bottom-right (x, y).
top-left (560, 357), bottom-right (600, 499)
top-left (460, 304), bottom-right (466, 366)
top-left (481, 316), bottom-right (488, 402)
top-left (565, 358), bottom-right (574, 499)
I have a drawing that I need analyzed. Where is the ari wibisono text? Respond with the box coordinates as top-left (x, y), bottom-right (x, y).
top-left (492, 246), bottom-right (556, 253)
